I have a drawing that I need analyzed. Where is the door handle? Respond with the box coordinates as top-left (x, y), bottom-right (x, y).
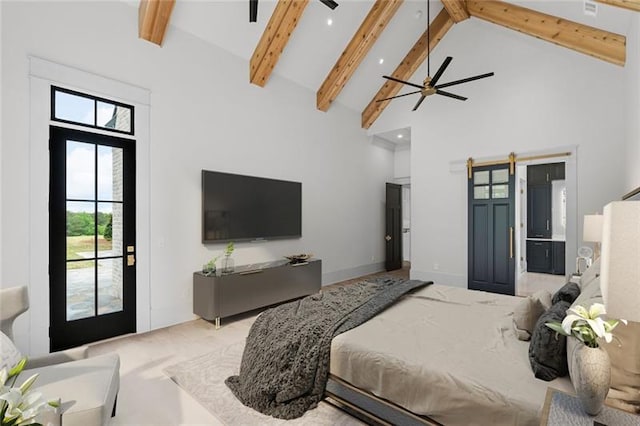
top-left (385, 235), bottom-right (392, 242)
top-left (509, 227), bottom-right (514, 259)
top-left (546, 220), bottom-right (550, 231)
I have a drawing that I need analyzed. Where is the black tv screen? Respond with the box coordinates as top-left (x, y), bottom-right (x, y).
top-left (202, 170), bottom-right (302, 243)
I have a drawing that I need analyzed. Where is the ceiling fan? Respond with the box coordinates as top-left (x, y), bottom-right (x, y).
top-left (250, 0), bottom-right (338, 23)
top-left (377, 2), bottom-right (494, 111)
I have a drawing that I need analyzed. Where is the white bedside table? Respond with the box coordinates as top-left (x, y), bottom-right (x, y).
top-left (540, 388), bottom-right (640, 426)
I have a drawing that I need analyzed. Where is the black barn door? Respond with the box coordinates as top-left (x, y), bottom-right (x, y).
top-left (468, 165), bottom-right (515, 295)
top-left (385, 183), bottom-right (402, 271)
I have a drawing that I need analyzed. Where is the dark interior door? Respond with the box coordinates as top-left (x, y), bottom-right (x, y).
top-left (385, 183), bottom-right (402, 271)
top-left (49, 126), bottom-right (136, 351)
top-left (527, 184), bottom-right (551, 238)
top-left (468, 165), bottom-right (515, 295)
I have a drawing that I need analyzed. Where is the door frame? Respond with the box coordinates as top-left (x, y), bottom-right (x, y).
top-left (27, 57), bottom-right (151, 355)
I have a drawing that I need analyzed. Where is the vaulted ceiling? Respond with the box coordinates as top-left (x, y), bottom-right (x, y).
top-left (138, 0), bottom-right (636, 129)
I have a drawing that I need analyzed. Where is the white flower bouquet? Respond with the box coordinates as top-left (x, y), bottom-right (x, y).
top-left (0, 358), bottom-right (59, 426)
top-left (546, 302), bottom-right (626, 348)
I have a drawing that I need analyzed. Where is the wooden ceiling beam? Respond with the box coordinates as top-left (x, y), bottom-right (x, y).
top-left (467, 0), bottom-right (626, 66)
top-left (361, 9), bottom-right (454, 129)
top-left (441, 0), bottom-right (469, 23)
top-left (250, 0), bottom-right (310, 87)
top-left (317, 0), bottom-right (403, 112)
top-left (596, 0), bottom-right (640, 12)
top-left (138, 0), bottom-right (175, 46)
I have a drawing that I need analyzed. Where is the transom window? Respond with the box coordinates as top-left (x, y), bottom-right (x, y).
top-left (51, 86), bottom-right (134, 135)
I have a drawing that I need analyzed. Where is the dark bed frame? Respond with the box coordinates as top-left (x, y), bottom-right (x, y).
top-left (324, 375), bottom-right (442, 426)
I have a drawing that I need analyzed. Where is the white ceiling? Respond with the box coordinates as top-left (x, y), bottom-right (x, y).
top-left (150, 0), bottom-right (632, 143)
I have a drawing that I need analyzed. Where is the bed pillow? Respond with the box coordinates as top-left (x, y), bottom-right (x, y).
top-left (532, 289), bottom-right (552, 311)
top-left (551, 282), bottom-right (580, 305)
top-left (528, 300), bottom-right (571, 381)
top-left (513, 295), bottom-right (547, 341)
top-left (0, 331), bottom-right (22, 372)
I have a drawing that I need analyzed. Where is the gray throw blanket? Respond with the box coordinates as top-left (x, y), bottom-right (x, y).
top-left (225, 277), bottom-right (430, 419)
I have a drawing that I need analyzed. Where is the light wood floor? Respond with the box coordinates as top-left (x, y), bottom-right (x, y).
top-left (91, 266), bottom-right (410, 426)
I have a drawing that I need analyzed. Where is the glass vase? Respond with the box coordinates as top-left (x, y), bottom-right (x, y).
top-left (221, 256), bottom-right (235, 274)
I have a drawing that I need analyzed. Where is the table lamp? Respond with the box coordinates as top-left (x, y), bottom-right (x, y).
top-left (583, 214), bottom-right (604, 259)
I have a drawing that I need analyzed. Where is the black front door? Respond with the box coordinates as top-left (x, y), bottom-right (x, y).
top-left (49, 126), bottom-right (136, 351)
top-left (385, 183), bottom-right (402, 271)
top-left (468, 165), bottom-right (515, 295)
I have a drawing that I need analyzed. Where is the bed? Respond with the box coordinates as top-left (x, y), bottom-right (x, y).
top-left (327, 284), bottom-right (574, 426)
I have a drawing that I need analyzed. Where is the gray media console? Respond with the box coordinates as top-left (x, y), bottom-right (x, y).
top-left (193, 259), bottom-right (321, 328)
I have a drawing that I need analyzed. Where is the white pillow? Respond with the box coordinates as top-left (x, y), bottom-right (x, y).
top-left (0, 331), bottom-right (23, 373)
top-left (513, 295), bottom-right (547, 341)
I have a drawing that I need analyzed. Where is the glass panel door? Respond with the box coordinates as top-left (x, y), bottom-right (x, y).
top-left (50, 126), bottom-right (136, 351)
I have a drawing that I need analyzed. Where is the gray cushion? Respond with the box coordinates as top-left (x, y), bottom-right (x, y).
top-left (528, 300), bottom-right (571, 381)
top-left (551, 282), bottom-right (581, 305)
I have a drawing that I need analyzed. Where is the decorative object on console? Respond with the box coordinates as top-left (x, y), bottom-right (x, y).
top-left (220, 242), bottom-right (235, 274)
top-left (546, 302), bottom-right (626, 415)
top-left (576, 246), bottom-right (593, 275)
top-left (583, 214), bottom-right (603, 260)
top-left (202, 255), bottom-right (220, 276)
top-left (284, 253), bottom-right (312, 265)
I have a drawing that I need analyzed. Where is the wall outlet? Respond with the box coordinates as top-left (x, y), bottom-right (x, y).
top-left (433, 263), bottom-right (439, 270)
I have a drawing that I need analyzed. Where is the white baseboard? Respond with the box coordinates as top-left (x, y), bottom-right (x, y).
top-left (322, 262), bottom-right (385, 286)
top-left (411, 269), bottom-right (466, 289)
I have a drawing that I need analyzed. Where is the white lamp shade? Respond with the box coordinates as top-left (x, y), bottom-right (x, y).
top-left (583, 214), bottom-right (604, 243)
top-left (601, 201), bottom-right (640, 323)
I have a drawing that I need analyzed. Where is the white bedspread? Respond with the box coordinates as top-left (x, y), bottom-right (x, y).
top-left (329, 284), bottom-right (574, 426)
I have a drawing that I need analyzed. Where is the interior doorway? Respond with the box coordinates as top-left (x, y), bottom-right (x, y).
top-left (515, 161), bottom-right (570, 296)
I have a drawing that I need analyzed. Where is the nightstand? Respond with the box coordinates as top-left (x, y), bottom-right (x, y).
top-left (540, 388), bottom-right (640, 426)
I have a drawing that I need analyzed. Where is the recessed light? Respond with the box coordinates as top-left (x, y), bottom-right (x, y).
top-left (397, 134), bottom-right (403, 139)
top-left (327, 18), bottom-right (333, 26)
top-left (415, 10), bottom-right (423, 19)
top-left (379, 58), bottom-right (384, 65)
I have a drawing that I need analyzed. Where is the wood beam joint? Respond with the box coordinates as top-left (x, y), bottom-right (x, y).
top-left (441, 0), bottom-right (469, 23)
top-left (139, 0), bottom-right (175, 46)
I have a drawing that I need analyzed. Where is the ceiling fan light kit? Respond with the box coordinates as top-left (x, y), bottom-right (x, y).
top-left (377, 0), bottom-right (494, 110)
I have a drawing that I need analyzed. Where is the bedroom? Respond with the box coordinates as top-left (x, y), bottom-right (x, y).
top-left (1, 0), bottom-right (639, 424)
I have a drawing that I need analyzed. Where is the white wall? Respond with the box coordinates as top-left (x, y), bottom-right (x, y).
top-left (370, 18), bottom-right (631, 287)
top-left (394, 145), bottom-right (411, 179)
top-left (626, 14), bottom-right (640, 194)
top-left (1, 1), bottom-right (394, 353)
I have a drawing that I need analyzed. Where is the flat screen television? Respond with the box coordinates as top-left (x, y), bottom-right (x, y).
top-left (202, 170), bottom-right (302, 243)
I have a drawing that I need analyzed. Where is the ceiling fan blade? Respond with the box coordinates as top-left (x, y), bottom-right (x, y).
top-left (383, 75), bottom-right (425, 90)
top-left (249, 0), bottom-right (258, 22)
top-left (429, 56), bottom-right (453, 87)
top-left (412, 95), bottom-right (427, 111)
top-left (376, 90), bottom-right (422, 102)
top-left (436, 90), bottom-right (467, 101)
top-left (435, 72), bottom-right (495, 90)
top-left (319, 0), bottom-right (339, 10)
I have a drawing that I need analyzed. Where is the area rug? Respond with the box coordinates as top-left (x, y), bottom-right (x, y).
top-left (164, 341), bottom-right (362, 425)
